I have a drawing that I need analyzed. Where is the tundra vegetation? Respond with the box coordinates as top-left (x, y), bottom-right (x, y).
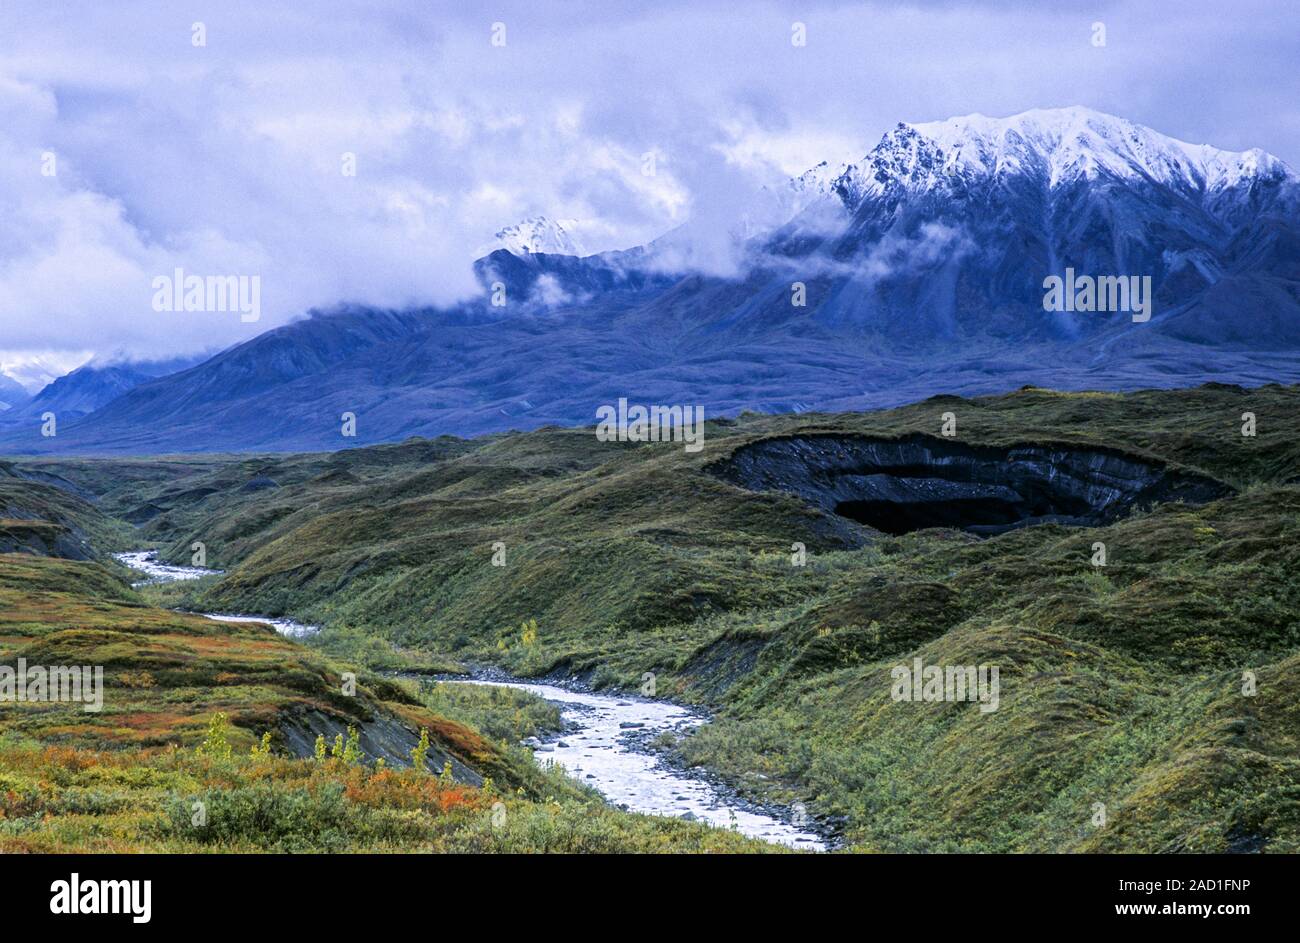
top-left (2, 382), bottom-right (1298, 852)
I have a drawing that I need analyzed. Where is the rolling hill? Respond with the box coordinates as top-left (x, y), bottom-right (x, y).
top-left (9, 382), bottom-right (1298, 850)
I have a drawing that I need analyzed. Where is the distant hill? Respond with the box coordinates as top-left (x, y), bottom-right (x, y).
top-left (0, 461), bottom-right (133, 559)
top-left (0, 373), bottom-right (29, 413)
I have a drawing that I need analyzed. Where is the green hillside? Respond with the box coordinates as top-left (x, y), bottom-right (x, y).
top-left (5, 382), bottom-right (1298, 851)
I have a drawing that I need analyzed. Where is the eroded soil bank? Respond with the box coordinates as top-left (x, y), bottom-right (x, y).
top-left (710, 434), bottom-right (1232, 535)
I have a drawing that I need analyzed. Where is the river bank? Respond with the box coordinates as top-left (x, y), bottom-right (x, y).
top-left (115, 549), bottom-right (826, 850)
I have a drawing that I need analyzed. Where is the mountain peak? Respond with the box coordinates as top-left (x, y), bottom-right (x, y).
top-left (808, 106), bottom-right (1295, 207)
top-left (493, 216), bottom-right (586, 257)
top-left (925, 107), bottom-right (1290, 188)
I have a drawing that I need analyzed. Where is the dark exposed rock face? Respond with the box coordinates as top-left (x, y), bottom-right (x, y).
top-left (710, 434), bottom-right (1233, 536)
top-left (278, 708), bottom-right (484, 785)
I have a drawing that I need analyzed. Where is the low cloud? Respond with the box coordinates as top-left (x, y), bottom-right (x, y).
top-left (860, 222), bottom-right (975, 283)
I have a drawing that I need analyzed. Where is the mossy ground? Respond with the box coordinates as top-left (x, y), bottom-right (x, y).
top-left (0, 734), bottom-right (779, 853)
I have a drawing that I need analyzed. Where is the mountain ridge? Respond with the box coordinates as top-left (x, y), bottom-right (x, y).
top-left (4, 106), bottom-right (1297, 454)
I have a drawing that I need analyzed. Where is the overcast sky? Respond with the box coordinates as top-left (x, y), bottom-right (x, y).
top-left (0, 0), bottom-right (1295, 389)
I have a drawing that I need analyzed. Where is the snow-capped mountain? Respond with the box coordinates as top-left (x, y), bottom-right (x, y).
top-left (7, 107), bottom-right (1298, 454)
top-left (911, 108), bottom-right (1287, 189)
top-left (715, 105), bottom-right (1300, 350)
top-left (798, 106), bottom-right (1295, 216)
top-left (492, 216), bottom-right (586, 257)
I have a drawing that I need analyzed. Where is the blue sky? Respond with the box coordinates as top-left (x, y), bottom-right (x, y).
top-left (0, 0), bottom-right (1295, 388)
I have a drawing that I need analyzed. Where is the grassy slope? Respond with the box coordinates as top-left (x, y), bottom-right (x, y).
top-left (675, 485), bottom-right (1300, 851)
top-left (0, 554), bottom-right (777, 852)
top-left (0, 463), bottom-right (135, 560)
top-left (7, 382), bottom-right (1299, 851)
top-left (0, 554), bottom-right (446, 752)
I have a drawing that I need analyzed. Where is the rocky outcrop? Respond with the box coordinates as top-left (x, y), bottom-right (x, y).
top-left (710, 434), bottom-right (1233, 536)
top-left (278, 707), bottom-right (484, 785)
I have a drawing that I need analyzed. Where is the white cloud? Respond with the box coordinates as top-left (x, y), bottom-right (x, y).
top-left (0, 351), bottom-right (93, 393)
